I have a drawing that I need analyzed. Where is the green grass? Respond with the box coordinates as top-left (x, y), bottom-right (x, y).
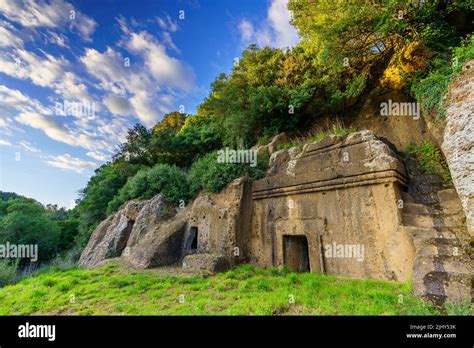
top-left (0, 263), bottom-right (441, 316)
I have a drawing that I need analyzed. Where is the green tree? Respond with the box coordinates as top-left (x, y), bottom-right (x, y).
top-left (107, 163), bottom-right (191, 214)
top-left (0, 199), bottom-right (61, 263)
top-left (115, 124), bottom-right (152, 165)
top-left (151, 111), bottom-right (186, 134)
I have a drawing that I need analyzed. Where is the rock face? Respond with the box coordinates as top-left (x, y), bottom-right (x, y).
top-left (79, 178), bottom-right (252, 271)
top-left (79, 130), bottom-right (471, 304)
top-left (252, 133), bottom-right (289, 155)
top-left (182, 254), bottom-right (230, 272)
top-left (251, 130), bottom-right (414, 281)
top-left (442, 59), bottom-right (474, 237)
top-left (401, 158), bottom-right (471, 304)
top-left (78, 200), bottom-right (146, 267)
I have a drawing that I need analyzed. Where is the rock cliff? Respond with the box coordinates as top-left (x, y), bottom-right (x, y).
top-left (79, 130), bottom-right (472, 305)
top-left (442, 59), bottom-right (474, 237)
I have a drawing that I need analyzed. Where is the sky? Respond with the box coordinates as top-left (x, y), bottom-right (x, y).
top-left (0, 0), bottom-right (299, 208)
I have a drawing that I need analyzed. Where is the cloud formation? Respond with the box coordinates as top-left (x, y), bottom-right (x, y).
top-left (0, 85), bottom-right (107, 152)
top-left (0, 48), bottom-right (92, 102)
top-left (239, 0), bottom-right (299, 49)
top-left (81, 21), bottom-right (194, 126)
top-left (0, 0), bottom-right (97, 40)
top-left (42, 153), bottom-right (97, 174)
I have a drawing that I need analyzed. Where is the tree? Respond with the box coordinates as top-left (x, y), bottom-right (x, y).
top-left (107, 163), bottom-right (192, 214)
top-left (152, 112), bottom-right (186, 134)
top-left (0, 199), bottom-right (61, 263)
top-left (114, 124), bottom-right (152, 165)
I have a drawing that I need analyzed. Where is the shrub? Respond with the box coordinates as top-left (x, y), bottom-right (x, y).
top-left (411, 35), bottom-right (474, 118)
top-left (107, 164), bottom-right (191, 214)
top-left (188, 150), bottom-right (269, 194)
top-left (405, 141), bottom-right (451, 182)
top-left (0, 260), bottom-right (18, 287)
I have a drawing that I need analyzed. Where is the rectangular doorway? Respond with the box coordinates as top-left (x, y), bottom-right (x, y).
top-left (283, 235), bottom-right (310, 272)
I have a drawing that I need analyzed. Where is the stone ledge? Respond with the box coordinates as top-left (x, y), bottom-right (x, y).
top-left (253, 169), bottom-right (407, 200)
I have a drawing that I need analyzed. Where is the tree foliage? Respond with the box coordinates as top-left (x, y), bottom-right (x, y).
top-left (0, 198), bottom-right (61, 264)
top-left (107, 164), bottom-right (191, 214)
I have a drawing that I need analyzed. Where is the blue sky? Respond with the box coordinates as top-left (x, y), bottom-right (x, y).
top-left (0, 0), bottom-right (299, 208)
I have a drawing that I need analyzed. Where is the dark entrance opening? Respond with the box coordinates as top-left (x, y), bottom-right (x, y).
top-left (189, 227), bottom-right (198, 250)
top-left (283, 235), bottom-right (310, 272)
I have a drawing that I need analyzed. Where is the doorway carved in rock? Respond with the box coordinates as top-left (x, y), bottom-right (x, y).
top-left (283, 235), bottom-right (310, 272)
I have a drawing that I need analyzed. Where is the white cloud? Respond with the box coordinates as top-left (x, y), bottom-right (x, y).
top-left (0, 85), bottom-right (107, 152)
top-left (103, 95), bottom-right (131, 115)
top-left (0, 49), bottom-right (93, 102)
top-left (80, 47), bottom-right (160, 125)
top-left (239, 0), bottom-right (299, 49)
top-left (0, 49), bottom-right (66, 87)
top-left (239, 20), bottom-right (254, 42)
top-left (54, 72), bottom-right (90, 101)
top-left (45, 31), bottom-right (68, 47)
top-left (86, 151), bottom-right (108, 161)
top-left (19, 140), bottom-right (41, 153)
top-left (0, 139), bottom-right (12, 146)
top-left (0, 0), bottom-right (97, 41)
top-left (80, 47), bottom-right (133, 95)
top-left (82, 25), bottom-right (194, 127)
top-left (156, 15), bottom-right (178, 33)
top-left (127, 31), bottom-right (194, 90)
top-left (0, 21), bottom-right (24, 48)
top-left (0, 85), bottom-right (51, 114)
top-left (95, 116), bottom-right (129, 143)
top-left (0, 115), bottom-right (22, 136)
top-left (15, 111), bottom-right (105, 150)
top-left (42, 153), bottom-right (97, 174)
top-left (129, 90), bottom-right (161, 126)
top-left (162, 31), bottom-right (180, 53)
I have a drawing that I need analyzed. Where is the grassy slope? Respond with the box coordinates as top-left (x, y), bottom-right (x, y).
top-left (0, 263), bottom-right (440, 315)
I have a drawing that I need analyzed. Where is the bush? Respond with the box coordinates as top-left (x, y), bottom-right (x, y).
top-left (405, 141), bottom-right (451, 182)
top-left (188, 150), bottom-right (269, 194)
top-left (107, 164), bottom-right (191, 214)
top-left (0, 260), bottom-right (18, 287)
top-left (411, 35), bottom-right (474, 117)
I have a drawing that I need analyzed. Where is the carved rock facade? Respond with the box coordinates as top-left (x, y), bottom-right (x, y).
top-left (79, 131), bottom-right (471, 304)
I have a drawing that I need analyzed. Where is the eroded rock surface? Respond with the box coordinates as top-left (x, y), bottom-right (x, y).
top-left (78, 200), bottom-right (146, 267)
top-left (442, 59), bottom-right (474, 237)
top-left (182, 253), bottom-right (229, 272)
top-left (79, 178), bottom-right (252, 269)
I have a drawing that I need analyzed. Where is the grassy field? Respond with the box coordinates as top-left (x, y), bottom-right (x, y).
top-left (0, 263), bottom-right (444, 315)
